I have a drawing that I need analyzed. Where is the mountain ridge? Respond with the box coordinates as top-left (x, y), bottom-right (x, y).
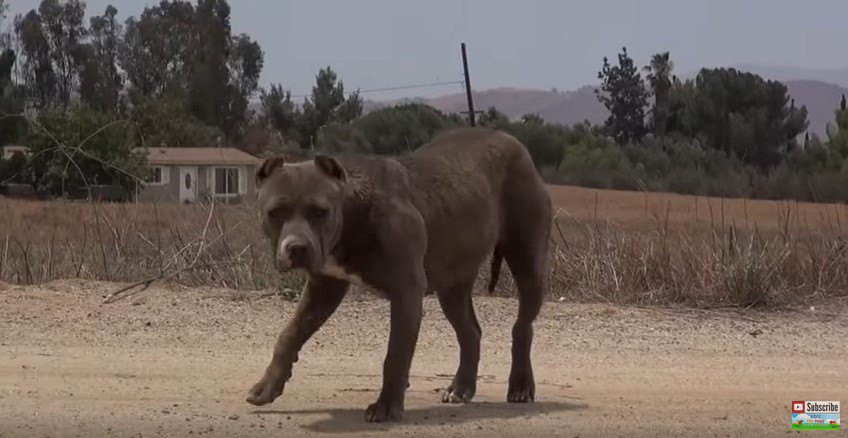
top-left (363, 68), bottom-right (847, 139)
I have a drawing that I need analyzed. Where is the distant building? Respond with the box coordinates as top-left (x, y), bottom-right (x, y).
top-left (2, 145), bottom-right (30, 160)
top-left (135, 147), bottom-right (263, 204)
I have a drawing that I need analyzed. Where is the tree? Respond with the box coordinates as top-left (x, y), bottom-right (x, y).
top-left (80, 5), bottom-right (123, 112)
top-left (25, 106), bottom-right (146, 196)
top-left (643, 51), bottom-right (675, 136)
top-left (188, 0), bottom-right (232, 134)
top-left (521, 113), bottom-right (545, 125)
top-left (260, 84), bottom-right (298, 142)
top-left (296, 67), bottom-right (346, 146)
top-left (129, 96), bottom-right (221, 148)
top-left (1, 0), bottom-right (25, 143)
top-left (15, 0), bottom-right (89, 109)
top-left (595, 46), bottom-right (650, 145)
top-left (264, 67), bottom-right (365, 149)
top-left (237, 119), bottom-right (285, 157)
top-left (668, 68), bottom-right (808, 169)
top-left (224, 33), bottom-right (264, 139)
top-left (334, 90), bottom-right (363, 123)
top-left (479, 107), bottom-right (510, 129)
top-left (827, 99), bottom-right (848, 166)
top-left (119, 0), bottom-right (195, 99)
top-left (228, 33), bottom-right (264, 99)
top-left (841, 94), bottom-right (846, 112)
top-left (118, 0), bottom-right (263, 141)
top-left (14, 9), bottom-right (56, 108)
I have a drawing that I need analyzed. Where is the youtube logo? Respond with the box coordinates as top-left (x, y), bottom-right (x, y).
top-left (792, 401), bottom-right (805, 413)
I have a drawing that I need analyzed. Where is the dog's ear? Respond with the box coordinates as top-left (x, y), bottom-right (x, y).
top-left (255, 155), bottom-right (286, 186)
top-left (314, 154), bottom-right (347, 183)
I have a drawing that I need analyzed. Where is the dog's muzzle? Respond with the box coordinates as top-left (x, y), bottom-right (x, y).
top-left (276, 236), bottom-right (311, 270)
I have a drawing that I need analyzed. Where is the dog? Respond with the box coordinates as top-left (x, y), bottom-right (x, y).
top-left (246, 126), bottom-right (552, 422)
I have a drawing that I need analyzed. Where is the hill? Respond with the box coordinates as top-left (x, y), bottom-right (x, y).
top-left (364, 85), bottom-right (607, 126)
top-left (365, 79), bottom-right (846, 139)
top-left (783, 80), bottom-right (847, 140)
top-left (733, 64), bottom-right (848, 89)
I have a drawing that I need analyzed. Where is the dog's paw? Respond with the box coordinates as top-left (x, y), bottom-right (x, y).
top-left (506, 383), bottom-right (535, 403)
top-left (245, 376), bottom-right (285, 406)
top-left (441, 382), bottom-right (475, 404)
top-left (364, 398), bottom-right (404, 423)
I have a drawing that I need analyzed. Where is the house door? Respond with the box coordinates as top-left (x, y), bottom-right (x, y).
top-left (179, 166), bottom-right (198, 204)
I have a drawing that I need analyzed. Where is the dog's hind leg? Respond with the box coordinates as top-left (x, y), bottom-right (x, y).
top-left (436, 277), bottom-right (482, 403)
top-left (503, 248), bottom-right (545, 403)
top-left (499, 170), bottom-right (551, 403)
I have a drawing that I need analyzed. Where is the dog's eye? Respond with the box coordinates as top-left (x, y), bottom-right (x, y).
top-left (308, 205), bottom-right (329, 220)
top-left (268, 205), bottom-right (288, 221)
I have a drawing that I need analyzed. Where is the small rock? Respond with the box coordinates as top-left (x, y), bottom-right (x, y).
top-left (228, 414), bottom-right (239, 420)
top-left (749, 328), bottom-right (763, 338)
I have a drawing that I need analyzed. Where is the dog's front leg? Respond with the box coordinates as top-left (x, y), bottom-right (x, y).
top-left (364, 272), bottom-right (425, 422)
top-left (246, 275), bottom-right (349, 406)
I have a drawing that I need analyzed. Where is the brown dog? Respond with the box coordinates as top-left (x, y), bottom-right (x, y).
top-left (246, 126), bottom-right (552, 422)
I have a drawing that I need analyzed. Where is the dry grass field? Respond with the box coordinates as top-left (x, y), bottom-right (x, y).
top-left (547, 184), bottom-right (848, 234)
top-left (1, 184), bottom-right (847, 308)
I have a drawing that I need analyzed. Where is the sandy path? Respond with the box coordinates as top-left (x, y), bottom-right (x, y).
top-left (1, 280), bottom-right (846, 437)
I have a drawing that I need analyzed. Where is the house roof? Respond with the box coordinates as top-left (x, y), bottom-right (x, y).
top-left (142, 147), bottom-right (262, 166)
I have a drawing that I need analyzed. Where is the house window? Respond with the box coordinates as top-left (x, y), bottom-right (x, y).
top-left (147, 166), bottom-right (167, 185)
top-left (214, 167), bottom-right (240, 195)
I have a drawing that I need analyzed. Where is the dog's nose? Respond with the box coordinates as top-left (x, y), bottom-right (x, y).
top-left (287, 243), bottom-right (308, 267)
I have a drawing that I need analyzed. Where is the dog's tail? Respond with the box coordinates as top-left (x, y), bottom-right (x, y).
top-left (487, 246), bottom-right (503, 293)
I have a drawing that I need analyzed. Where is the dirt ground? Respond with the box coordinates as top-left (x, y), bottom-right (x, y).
top-left (1, 280), bottom-right (846, 437)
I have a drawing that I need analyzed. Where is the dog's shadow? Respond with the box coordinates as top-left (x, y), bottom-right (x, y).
top-left (252, 399), bottom-right (585, 433)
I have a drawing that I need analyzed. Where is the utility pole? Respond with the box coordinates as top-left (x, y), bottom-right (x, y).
top-left (461, 42), bottom-right (476, 127)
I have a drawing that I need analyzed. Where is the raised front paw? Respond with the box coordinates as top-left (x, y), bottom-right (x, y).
top-left (364, 397), bottom-right (404, 423)
top-left (245, 373), bottom-right (285, 406)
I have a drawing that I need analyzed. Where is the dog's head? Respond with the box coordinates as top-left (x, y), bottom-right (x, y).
top-left (255, 154), bottom-right (347, 274)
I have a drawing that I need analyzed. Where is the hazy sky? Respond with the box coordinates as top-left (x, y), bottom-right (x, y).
top-left (7, 0), bottom-right (848, 100)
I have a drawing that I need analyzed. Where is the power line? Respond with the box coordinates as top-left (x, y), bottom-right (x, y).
top-left (285, 80), bottom-right (465, 100)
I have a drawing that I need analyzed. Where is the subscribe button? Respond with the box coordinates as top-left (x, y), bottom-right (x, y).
top-left (793, 401), bottom-right (840, 414)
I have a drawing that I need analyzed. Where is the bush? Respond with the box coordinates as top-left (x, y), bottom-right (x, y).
top-left (352, 103), bottom-right (462, 155)
top-left (25, 105), bottom-right (147, 197)
top-left (558, 139), bottom-right (633, 190)
top-left (504, 121), bottom-right (568, 169)
top-left (0, 152), bottom-right (27, 183)
top-left (315, 123), bottom-right (372, 155)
